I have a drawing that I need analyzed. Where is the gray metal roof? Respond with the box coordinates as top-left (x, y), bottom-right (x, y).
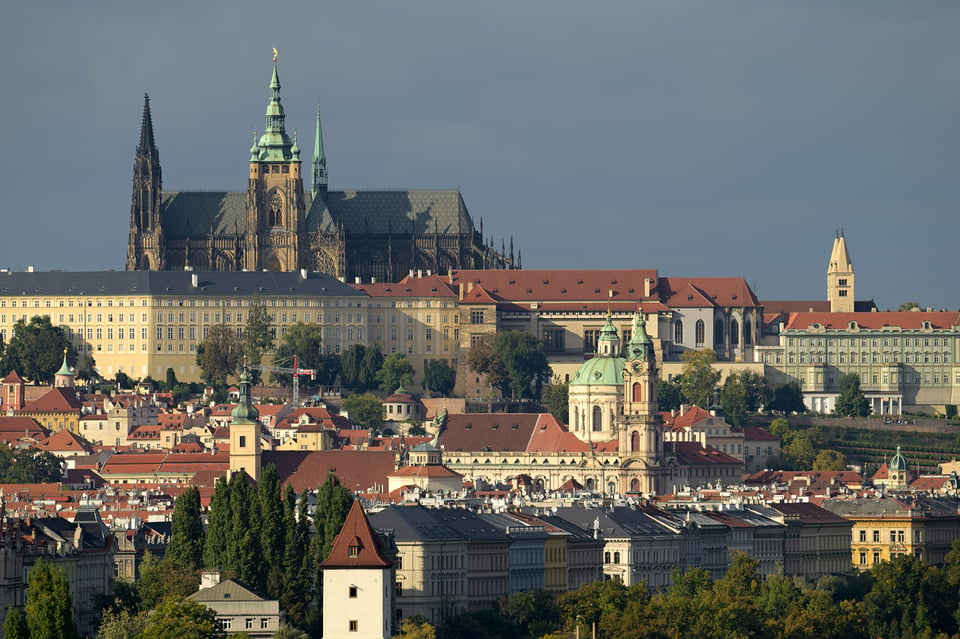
top-left (0, 270), bottom-right (363, 298)
top-left (161, 191), bottom-right (247, 237)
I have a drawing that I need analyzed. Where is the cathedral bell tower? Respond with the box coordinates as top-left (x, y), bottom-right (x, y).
top-left (619, 310), bottom-right (666, 496)
top-left (246, 48), bottom-right (305, 272)
top-left (127, 94), bottom-right (165, 271)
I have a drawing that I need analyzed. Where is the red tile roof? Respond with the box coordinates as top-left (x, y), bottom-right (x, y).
top-left (351, 273), bottom-right (457, 298)
top-left (320, 500), bottom-right (392, 568)
top-left (783, 311), bottom-right (960, 331)
top-left (658, 277), bottom-right (759, 308)
top-left (390, 465), bottom-right (463, 479)
top-left (672, 442), bottom-right (741, 466)
top-left (34, 430), bottom-right (92, 454)
top-left (262, 450), bottom-right (396, 494)
top-left (2, 371), bottom-right (24, 383)
top-left (740, 427), bottom-right (780, 442)
top-left (437, 413), bottom-right (576, 453)
top-left (449, 269), bottom-right (660, 302)
top-left (21, 387), bottom-right (82, 413)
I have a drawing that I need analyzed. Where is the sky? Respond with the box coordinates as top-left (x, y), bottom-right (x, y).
top-left (1, 1), bottom-right (958, 312)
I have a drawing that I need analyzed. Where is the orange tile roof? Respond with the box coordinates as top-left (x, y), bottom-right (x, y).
top-left (21, 387), bottom-right (82, 413)
top-left (449, 269), bottom-right (660, 302)
top-left (351, 273), bottom-right (457, 298)
top-left (783, 311), bottom-right (960, 331)
top-left (33, 430), bottom-right (92, 454)
top-left (2, 371), bottom-right (24, 383)
top-left (658, 277), bottom-right (759, 308)
top-left (672, 442), bottom-right (741, 466)
top-left (262, 450), bottom-right (397, 494)
top-left (390, 465), bottom-right (462, 479)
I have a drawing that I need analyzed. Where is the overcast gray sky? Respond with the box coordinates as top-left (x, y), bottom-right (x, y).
top-left (1, 1), bottom-right (957, 311)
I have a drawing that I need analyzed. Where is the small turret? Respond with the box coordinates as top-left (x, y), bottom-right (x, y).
top-left (54, 349), bottom-right (75, 388)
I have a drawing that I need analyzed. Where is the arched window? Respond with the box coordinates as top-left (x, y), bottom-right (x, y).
top-left (695, 320), bottom-right (705, 346)
top-left (631, 430), bottom-right (640, 452)
top-left (605, 552), bottom-right (611, 563)
top-left (730, 319), bottom-right (740, 346)
top-left (630, 478), bottom-right (640, 493)
top-left (613, 552), bottom-right (621, 564)
top-left (592, 406), bottom-right (602, 432)
top-left (632, 382), bottom-right (642, 403)
top-left (744, 318), bottom-right (753, 345)
top-left (674, 320), bottom-right (683, 344)
top-left (715, 319), bottom-right (725, 346)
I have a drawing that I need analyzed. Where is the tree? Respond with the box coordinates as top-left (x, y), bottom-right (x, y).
top-left (244, 294), bottom-right (274, 384)
top-left (168, 485), bottom-right (205, 571)
top-left (272, 322), bottom-right (323, 387)
top-left (496, 331), bottom-right (552, 400)
top-left (680, 349), bottom-right (721, 409)
top-left (375, 352), bottom-right (415, 392)
top-left (3, 606), bottom-right (28, 639)
top-left (835, 373), bottom-right (870, 417)
top-left (394, 617), bottom-right (437, 639)
top-left (313, 473), bottom-right (354, 562)
top-left (196, 324), bottom-right (243, 386)
top-left (96, 609), bottom-right (148, 639)
top-left (342, 393), bottom-right (385, 434)
top-left (359, 343), bottom-right (384, 391)
top-left (466, 335), bottom-right (510, 397)
top-left (75, 353), bottom-right (98, 382)
top-left (0, 315), bottom-right (73, 384)
top-left (899, 301), bottom-right (920, 311)
top-left (164, 367), bottom-right (179, 391)
top-left (767, 382), bottom-right (806, 414)
top-left (422, 359), bottom-right (456, 396)
top-left (542, 381), bottom-right (569, 424)
top-left (25, 558), bottom-right (78, 639)
top-left (203, 475), bottom-right (230, 571)
top-left (657, 378), bottom-right (683, 412)
top-left (140, 596), bottom-right (226, 639)
top-left (114, 371), bottom-right (133, 391)
top-left (738, 371), bottom-right (770, 412)
top-left (136, 551), bottom-right (201, 611)
top-left (340, 344), bottom-right (367, 390)
top-left (813, 449), bottom-right (848, 471)
top-left (720, 375), bottom-right (748, 428)
top-left (2, 448), bottom-right (63, 483)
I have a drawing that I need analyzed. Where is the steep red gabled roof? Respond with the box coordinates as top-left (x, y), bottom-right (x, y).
top-left (351, 273), bottom-right (457, 298)
top-left (459, 284), bottom-right (499, 305)
top-left (34, 429), bottom-right (93, 454)
top-left (658, 277), bottom-right (759, 308)
top-left (320, 500), bottom-right (392, 568)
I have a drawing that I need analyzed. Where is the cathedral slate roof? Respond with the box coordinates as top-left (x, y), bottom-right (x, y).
top-left (310, 189), bottom-right (473, 235)
top-left (160, 191), bottom-right (247, 237)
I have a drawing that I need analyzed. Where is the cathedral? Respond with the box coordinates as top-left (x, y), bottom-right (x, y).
top-left (127, 52), bottom-right (515, 280)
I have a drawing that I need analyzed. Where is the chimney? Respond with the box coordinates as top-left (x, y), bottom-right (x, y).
top-left (354, 277), bottom-right (361, 284)
top-left (680, 404), bottom-right (687, 416)
top-left (200, 570), bottom-right (222, 589)
top-left (417, 270), bottom-right (423, 278)
top-left (191, 273), bottom-right (198, 288)
top-left (427, 269), bottom-right (432, 277)
top-left (300, 268), bottom-right (308, 280)
top-left (371, 277), bottom-right (377, 284)
top-left (644, 278), bottom-right (651, 298)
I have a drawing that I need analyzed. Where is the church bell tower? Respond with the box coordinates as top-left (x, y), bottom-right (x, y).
top-left (246, 48), bottom-right (306, 272)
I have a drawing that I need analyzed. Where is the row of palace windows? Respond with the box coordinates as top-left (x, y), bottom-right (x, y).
top-left (790, 336), bottom-right (952, 348)
top-left (673, 319), bottom-right (754, 347)
top-left (789, 351), bottom-right (951, 364)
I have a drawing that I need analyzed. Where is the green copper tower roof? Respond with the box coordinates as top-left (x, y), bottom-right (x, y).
top-left (571, 311), bottom-right (624, 387)
top-left (628, 311), bottom-right (654, 361)
top-left (231, 369), bottom-right (260, 423)
top-left (55, 349), bottom-right (73, 377)
top-left (253, 49), bottom-right (296, 163)
top-left (890, 446), bottom-right (908, 472)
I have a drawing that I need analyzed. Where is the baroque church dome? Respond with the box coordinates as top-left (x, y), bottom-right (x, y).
top-left (570, 313), bottom-right (624, 388)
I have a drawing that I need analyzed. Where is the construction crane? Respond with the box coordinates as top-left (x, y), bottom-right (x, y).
top-left (250, 355), bottom-right (316, 407)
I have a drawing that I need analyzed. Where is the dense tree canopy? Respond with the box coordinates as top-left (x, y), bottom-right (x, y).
top-left (835, 373), bottom-right (871, 417)
top-left (542, 381), bottom-right (569, 424)
top-left (679, 349), bottom-right (721, 409)
top-left (195, 324), bottom-right (242, 386)
top-left (0, 316), bottom-right (73, 384)
top-left (0, 447), bottom-right (63, 483)
top-left (767, 382), bottom-right (806, 414)
top-left (244, 294), bottom-right (274, 384)
top-left (468, 331), bottom-right (551, 400)
top-left (342, 393), bottom-right (385, 434)
top-left (140, 596), bottom-right (225, 639)
top-left (167, 485), bottom-right (205, 571)
top-left (423, 359), bottom-right (457, 396)
top-left (720, 374), bottom-right (748, 428)
top-left (271, 322), bottom-right (324, 387)
top-left (657, 378), bottom-right (683, 412)
top-left (376, 352), bottom-right (415, 392)
top-left (25, 558), bottom-right (78, 639)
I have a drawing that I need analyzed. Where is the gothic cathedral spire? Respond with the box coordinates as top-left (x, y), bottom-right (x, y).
top-left (127, 93), bottom-right (164, 271)
top-left (312, 104), bottom-right (328, 200)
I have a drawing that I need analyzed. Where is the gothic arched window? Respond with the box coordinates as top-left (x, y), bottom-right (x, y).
top-left (744, 318), bottom-right (753, 345)
top-left (632, 382), bottom-right (642, 403)
top-left (715, 319), bottom-right (725, 346)
top-left (269, 192), bottom-right (283, 227)
top-left (631, 430), bottom-right (640, 452)
top-left (695, 320), bottom-right (705, 346)
top-left (592, 406), bottom-right (602, 432)
top-left (674, 320), bottom-right (683, 344)
top-left (731, 319), bottom-right (740, 346)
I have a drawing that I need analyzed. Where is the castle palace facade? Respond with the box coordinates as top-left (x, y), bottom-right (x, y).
top-left (127, 53), bottom-right (514, 281)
